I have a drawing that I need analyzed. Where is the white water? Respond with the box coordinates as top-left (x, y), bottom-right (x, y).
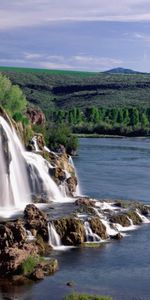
top-left (69, 155), bottom-right (81, 196)
top-left (84, 221), bottom-right (101, 242)
top-left (48, 222), bottom-right (61, 247)
top-left (136, 210), bottom-right (150, 223)
top-left (32, 136), bottom-right (40, 152)
top-left (0, 117), bottom-right (31, 211)
top-left (25, 152), bottom-right (65, 202)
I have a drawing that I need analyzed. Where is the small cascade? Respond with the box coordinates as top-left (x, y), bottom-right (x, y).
top-left (44, 146), bottom-right (59, 158)
top-left (32, 136), bottom-right (40, 152)
top-left (136, 210), bottom-right (150, 223)
top-left (0, 117), bottom-right (31, 211)
top-left (48, 222), bottom-right (61, 248)
top-left (127, 216), bottom-right (134, 226)
top-left (100, 219), bottom-right (118, 236)
top-left (84, 221), bottom-right (101, 242)
top-left (25, 152), bottom-right (65, 202)
top-left (68, 155), bottom-right (81, 196)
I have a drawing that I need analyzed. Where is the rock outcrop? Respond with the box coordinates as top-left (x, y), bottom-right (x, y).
top-left (26, 107), bottom-right (45, 125)
top-left (24, 204), bottom-right (48, 241)
top-left (89, 217), bottom-right (108, 240)
top-left (54, 217), bottom-right (85, 245)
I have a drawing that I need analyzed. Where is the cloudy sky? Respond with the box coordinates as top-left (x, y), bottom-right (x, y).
top-left (1, 0), bottom-right (150, 72)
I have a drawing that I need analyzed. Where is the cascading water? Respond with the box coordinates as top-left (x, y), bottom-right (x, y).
top-left (48, 222), bottom-right (61, 248)
top-left (25, 152), bottom-right (64, 202)
top-left (84, 221), bottom-right (101, 242)
top-left (0, 117), bottom-right (31, 212)
top-left (68, 155), bottom-right (81, 196)
top-left (32, 136), bottom-right (40, 152)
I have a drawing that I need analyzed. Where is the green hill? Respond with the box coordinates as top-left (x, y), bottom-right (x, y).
top-left (1, 66), bottom-right (150, 113)
top-left (1, 66), bottom-right (150, 136)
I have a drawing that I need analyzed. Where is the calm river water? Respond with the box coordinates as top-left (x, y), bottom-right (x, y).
top-left (1, 138), bottom-right (150, 300)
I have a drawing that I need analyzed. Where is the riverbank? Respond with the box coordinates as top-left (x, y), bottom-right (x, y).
top-left (73, 133), bottom-right (150, 138)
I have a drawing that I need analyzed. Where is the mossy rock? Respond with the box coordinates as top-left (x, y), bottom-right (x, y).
top-left (54, 217), bottom-right (85, 246)
top-left (89, 217), bottom-right (108, 240)
top-left (64, 292), bottom-right (112, 300)
top-left (110, 214), bottom-right (131, 227)
top-left (127, 211), bottom-right (142, 225)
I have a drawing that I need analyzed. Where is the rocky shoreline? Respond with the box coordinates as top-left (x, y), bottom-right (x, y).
top-left (0, 197), bottom-right (149, 284)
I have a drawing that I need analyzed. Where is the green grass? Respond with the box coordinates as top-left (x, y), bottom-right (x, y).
top-left (63, 292), bottom-right (112, 300)
top-left (20, 255), bottom-right (43, 275)
top-left (0, 66), bottom-right (97, 77)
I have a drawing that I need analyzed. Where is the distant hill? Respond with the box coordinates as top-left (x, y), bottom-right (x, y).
top-left (1, 66), bottom-right (150, 113)
top-left (104, 67), bottom-right (144, 75)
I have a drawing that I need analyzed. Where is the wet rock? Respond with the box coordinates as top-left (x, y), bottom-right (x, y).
top-left (75, 198), bottom-right (96, 207)
top-left (127, 211), bottom-right (142, 225)
top-left (30, 258), bottom-right (58, 280)
top-left (54, 217), bottom-right (85, 246)
top-left (0, 220), bottom-right (27, 249)
top-left (66, 281), bottom-right (75, 287)
top-left (66, 176), bottom-right (78, 195)
top-left (30, 267), bottom-right (44, 281)
top-left (24, 204), bottom-right (48, 241)
top-left (89, 217), bottom-right (108, 240)
top-left (50, 167), bottom-right (66, 185)
top-left (110, 214), bottom-right (131, 227)
top-left (112, 233), bottom-right (123, 240)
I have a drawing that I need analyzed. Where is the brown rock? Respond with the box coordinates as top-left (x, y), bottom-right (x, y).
top-left (26, 107), bottom-right (45, 125)
top-left (24, 204), bottom-right (48, 241)
top-left (75, 198), bottom-right (96, 207)
top-left (0, 243), bottom-right (38, 275)
top-left (66, 176), bottom-right (78, 195)
top-left (127, 211), bottom-right (142, 225)
top-left (89, 217), bottom-right (108, 240)
top-left (110, 214), bottom-right (131, 227)
top-left (54, 217), bottom-right (85, 246)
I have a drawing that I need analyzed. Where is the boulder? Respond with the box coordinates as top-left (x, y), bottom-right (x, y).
top-left (0, 243), bottom-right (38, 275)
top-left (0, 220), bottom-right (27, 249)
top-left (54, 217), bottom-right (85, 246)
top-left (66, 176), bottom-right (78, 195)
top-left (75, 198), bottom-right (96, 207)
top-left (29, 259), bottom-right (58, 280)
top-left (89, 217), bottom-right (108, 240)
top-left (110, 214), bottom-right (131, 227)
top-left (24, 204), bottom-right (48, 241)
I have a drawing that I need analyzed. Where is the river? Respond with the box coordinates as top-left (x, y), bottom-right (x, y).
top-left (1, 137), bottom-right (150, 300)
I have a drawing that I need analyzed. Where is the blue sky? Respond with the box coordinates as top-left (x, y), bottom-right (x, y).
top-left (1, 0), bottom-right (150, 72)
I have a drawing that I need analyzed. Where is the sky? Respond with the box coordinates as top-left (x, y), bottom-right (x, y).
top-left (1, 0), bottom-right (150, 72)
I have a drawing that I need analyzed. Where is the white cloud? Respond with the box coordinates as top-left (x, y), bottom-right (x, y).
top-left (21, 52), bottom-right (123, 71)
top-left (1, 0), bottom-right (150, 30)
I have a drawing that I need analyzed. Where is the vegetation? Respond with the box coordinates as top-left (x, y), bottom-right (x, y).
top-left (2, 66), bottom-right (150, 139)
top-left (64, 292), bottom-right (112, 300)
top-left (0, 73), bottom-right (27, 117)
top-left (20, 255), bottom-right (41, 275)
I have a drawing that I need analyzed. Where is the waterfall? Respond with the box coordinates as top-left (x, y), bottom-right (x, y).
top-left (0, 117), bottom-right (31, 210)
top-left (84, 221), bottom-right (101, 242)
top-left (0, 116), bottom-right (72, 217)
top-left (25, 152), bottom-right (65, 202)
top-left (69, 155), bottom-right (81, 196)
top-left (48, 222), bottom-right (61, 248)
